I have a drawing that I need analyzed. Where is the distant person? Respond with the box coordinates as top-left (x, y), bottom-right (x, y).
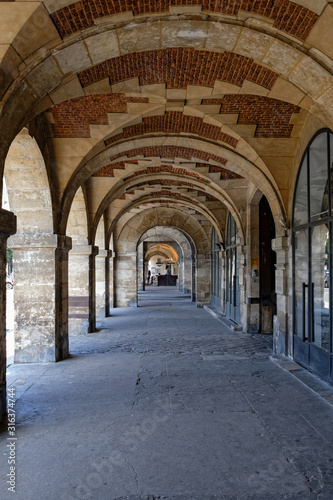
top-left (147, 270), bottom-right (151, 284)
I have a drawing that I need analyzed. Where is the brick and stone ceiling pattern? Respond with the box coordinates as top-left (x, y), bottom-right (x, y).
top-left (123, 166), bottom-right (211, 183)
top-left (51, 94), bottom-right (148, 138)
top-left (202, 95), bottom-right (301, 138)
top-left (104, 112), bottom-right (237, 148)
top-left (50, 0), bottom-right (319, 41)
top-left (78, 49), bottom-right (278, 90)
top-left (108, 146), bottom-right (229, 167)
top-left (122, 179), bottom-right (219, 202)
top-left (93, 163), bottom-right (241, 181)
top-left (120, 190), bottom-right (201, 205)
top-left (49, 95), bottom-right (300, 141)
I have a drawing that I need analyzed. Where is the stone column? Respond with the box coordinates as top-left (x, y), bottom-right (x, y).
top-left (68, 245), bottom-right (91, 335)
top-left (89, 246), bottom-right (99, 333)
top-left (9, 233), bottom-right (71, 363)
top-left (184, 255), bottom-right (192, 294)
top-left (105, 250), bottom-right (113, 315)
top-left (191, 254), bottom-right (196, 302)
top-left (272, 236), bottom-right (289, 355)
top-left (137, 242), bottom-right (144, 292)
top-left (115, 252), bottom-right (137, 307)
top-left (96, 249), bottom-right (107, 320)
top-left (143, 260), bottom-right (149, 291)
top-left (55, 235), bottom-right (72, 361)
top-left (196, 253), bottom-right (211, 307)
top-left (238, 245), bottom-right (247, 331)
top-left (0, 209), bottom-right (16, 424)
top-left (178, 256), bottom-right (184, 292)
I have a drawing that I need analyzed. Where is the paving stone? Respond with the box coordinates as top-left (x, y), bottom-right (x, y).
top-left (0, 288), bottom-right (332, 499)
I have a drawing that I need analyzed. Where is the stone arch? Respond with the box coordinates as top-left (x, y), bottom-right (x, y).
top-left (66, 187), bottom-right (90, 336)
top-left (4, 15), bottom-right (329, 119)
top-left (114, 208), bottom-right (210, 307)
top-left (107, 197), bottom-right (224, 247)
top-left (145, 244), bottom-right (178, 263)
top-left (58, 132), bottom-right (284, 239)
top-left (2, 9), bottom-right (333, 189)
top-left (90, 164), bottom-right (240, 246)
top-left (4, 129), bottom-right (61, 363)
top-left (139, 226), bottom-right (194, 295)
top-left (5, 129), bottom-right (53, 234)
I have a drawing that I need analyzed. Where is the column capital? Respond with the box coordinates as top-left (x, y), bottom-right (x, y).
top-left (71, 244), bottom-right (93, 255)
top-left (97, 249), bottom-right (109, 258)
top-left (272, 236), bottom-right (289, 252)
top-left (9, 233), bottom-right (72, 251)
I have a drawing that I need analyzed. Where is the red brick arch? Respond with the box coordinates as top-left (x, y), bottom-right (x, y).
top-left (78, 48), bottom-right (278, 90)
top-left (51, 1), bottom-right (318, 42)
top-left (104, 111), bottom-right (238, 148)
top-left (108, 145), bottom-right (229, 165)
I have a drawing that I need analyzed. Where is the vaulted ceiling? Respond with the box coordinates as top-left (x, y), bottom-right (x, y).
top-left (1, 1), bottom-right (333, 244)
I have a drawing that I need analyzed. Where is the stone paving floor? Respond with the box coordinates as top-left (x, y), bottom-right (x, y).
top-left (1, 287), bottom-right (333, 499)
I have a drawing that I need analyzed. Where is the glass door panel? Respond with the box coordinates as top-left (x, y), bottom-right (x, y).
top-left (310, 132), bottom-right (329, 221)
top-left (294, 229), bottom-right (308, 340)
top-left (294, 155), bottom-right (308, 227)
top-left (312, 225), bottom-right (330, 350)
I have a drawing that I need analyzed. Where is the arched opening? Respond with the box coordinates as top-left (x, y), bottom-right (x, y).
top-left (259, 195), bottom-right (276, 333)
top-left (144, 243), bottom-right (179, 287)
top-left (4, 130), bottom-right (56, 363)
top-left (2, 179), bottom-right (14, 366)
top-left (137, 225), bottom-right (196, 303)
top-left (293, 129), bottom-right (333, 383)
top-left (67, 187), bottom-right (90, 336)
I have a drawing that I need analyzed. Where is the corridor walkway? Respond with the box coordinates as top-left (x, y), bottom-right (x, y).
top-left (1, 288), bottom-right (333, 499)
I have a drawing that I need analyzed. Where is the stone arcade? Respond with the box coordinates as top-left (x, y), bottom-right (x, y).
top-left (1, 1), bottom-right (333, 427)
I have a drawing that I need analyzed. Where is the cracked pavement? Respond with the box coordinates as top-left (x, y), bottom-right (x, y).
top-left (1, 287), bottom-right (333, 499)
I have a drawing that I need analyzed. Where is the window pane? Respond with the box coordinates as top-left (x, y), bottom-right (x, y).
top-left (312, 225), bottom-right (330, 350)
top-left (294, 229), bottom-right (308, 339)
top-left (294, 155), bottom-right (308, 226)
top-left (310, 132), bottom-right (328, 222)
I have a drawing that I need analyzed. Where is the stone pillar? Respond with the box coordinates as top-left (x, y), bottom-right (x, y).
top-left (272, 236), bottom-right (289, 355)
top-left (238, 245), bottom-right (247, 331)
top-left (196, 253), bottom-right (211, 307)
top-left (137, 242), bottom-right (144, 292)
top-left (68, 245), bottom-right (91, 335)
top-left (191, 254), bottom-right (196, 302)
top-left (184, 255), bottom-right (192, 294)
top-left (178, 256), bottom-right (184, 292)
top-left (143, 260), bottom-right (149, 291)
top-left (0, 209), bottom-right (16, 424)
top-left (9, 233), bottom-right (70, 363)
top-left (105, 250), bottom-right (113, 315)
top-left (89, 246), bottom-right (99, 333)
top-left (115, 252), bottom-right (137, 307)
top-left (96, 249), bottom-right (107, 320)
top-left (55, 235), bottom-right (72, 361)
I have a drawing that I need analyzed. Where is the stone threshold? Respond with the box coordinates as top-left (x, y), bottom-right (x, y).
top-left (270, 354), bottom-right (333, 409)
top-left (203, 304), bottom-right (243, 331)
